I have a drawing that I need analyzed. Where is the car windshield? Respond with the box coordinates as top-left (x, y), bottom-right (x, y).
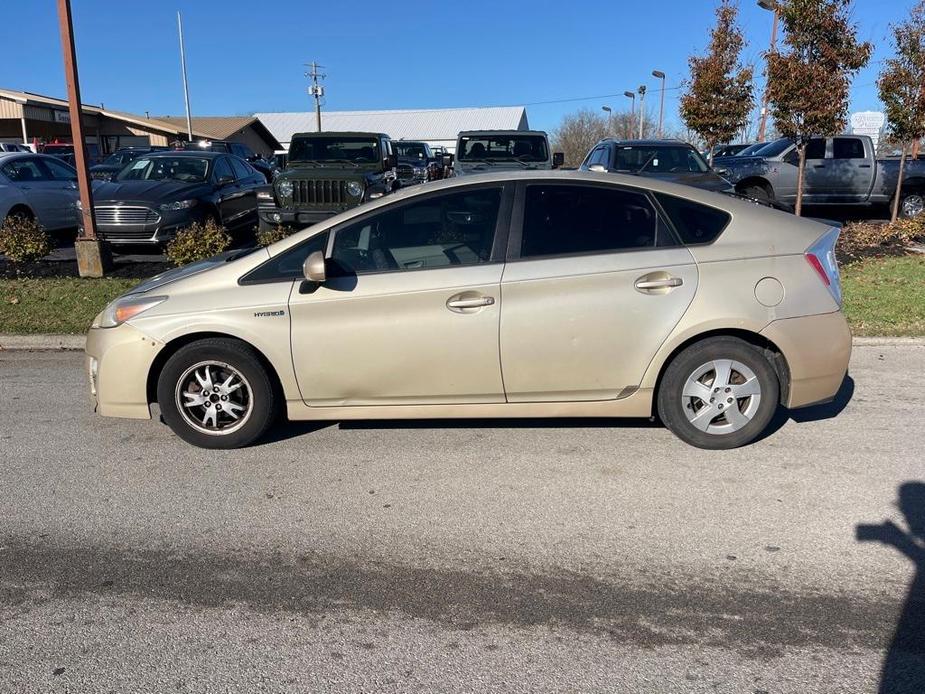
top-left (396, 142), bottom-right (429, 159)
top-left (751, 138), bottom-right (793, 157)
top-left (103, 151), bottom-right (140, 166)
top-left (734, 143), bottom-right (767, 156)
top-left (457, 135), bottom-right (548, 162)
top-left (289, 137), bottom-right (380, 163)
top-left (612, 146), bottom-right (709, 173)
top-left (116, 156), bottom-right (210, 183)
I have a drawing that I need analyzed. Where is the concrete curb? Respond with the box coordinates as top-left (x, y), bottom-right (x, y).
top-left (2, 334), bottom-right (924, 352)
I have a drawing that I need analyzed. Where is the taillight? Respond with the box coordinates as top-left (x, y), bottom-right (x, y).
top-left (805, 226), bottom-right (842, 306)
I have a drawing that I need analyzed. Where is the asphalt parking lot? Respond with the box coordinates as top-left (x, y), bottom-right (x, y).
top-left (1, 344), bottom-right (923, 693)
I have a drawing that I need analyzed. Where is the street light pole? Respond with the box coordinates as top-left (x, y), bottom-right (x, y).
top-left (55, 0), bottom-right (109, 277)
top-left (652, 70), bottom-right (666, 138)
top-left (601, 106), bottom-right (612, 135)
top-left (177, 11), bottom-right (193, 141)
top-left (756, 0), bottom-right (779, 143)
top-left (637, 85), bottom-right (647, 139)
top-left (623, 91), bottom-right (635, 139)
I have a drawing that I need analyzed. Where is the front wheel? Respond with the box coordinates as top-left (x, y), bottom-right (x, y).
top-left (157, 338), bottom-right (279, 448)
top-left (657, 337), bottom-right (780, 450)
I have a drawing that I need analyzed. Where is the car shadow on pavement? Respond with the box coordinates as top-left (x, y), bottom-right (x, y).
top-left (856, 482), bottom-right (925, 694)
top-left (756, 374), bottom-right (855, 442)
top-left (339, 417), bottom-right (660, 431)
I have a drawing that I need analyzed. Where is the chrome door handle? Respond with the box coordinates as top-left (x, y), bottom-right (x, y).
top-left (447, 296), bottom-right (494, 309)
top-left (635, 277), bottom-right (683, 290)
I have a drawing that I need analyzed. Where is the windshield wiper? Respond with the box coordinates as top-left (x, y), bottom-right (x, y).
top-left (324, 158), bottom-right (360, 168)
top-left (635, 152), bottom-right (659, 174)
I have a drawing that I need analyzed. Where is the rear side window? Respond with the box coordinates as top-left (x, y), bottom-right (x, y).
top-left (805, 138), bottom-right (826, 159)
top-left (520, 184), bottom-right (675, 259)
top-left (655, 193), bottom-right (730, 245)
top-left (833, 137), bottom-right (865, 159)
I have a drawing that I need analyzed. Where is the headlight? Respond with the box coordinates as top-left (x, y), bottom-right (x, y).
top-left (159, 199), bottom-right (197, 212)
top-left (346, 181), bottom-right (363, 197)
top-left (413, 167), bottom-right (425, 176)
top-left (277, 179), bottom-right (293, 198)
top-left (99, 295), bottom-right (167, 328)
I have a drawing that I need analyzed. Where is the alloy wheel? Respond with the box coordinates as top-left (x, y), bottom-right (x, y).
top-left (681, 359), bottom-right (762, 435)
top-left (174, 360), bottom-right (253, 436)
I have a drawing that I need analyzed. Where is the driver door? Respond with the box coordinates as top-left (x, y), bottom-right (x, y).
top-left (288, 184), bottom-right (510, 406)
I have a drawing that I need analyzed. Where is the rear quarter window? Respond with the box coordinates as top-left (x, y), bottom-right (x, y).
top-left (654, 193), bottom-right (731, 245)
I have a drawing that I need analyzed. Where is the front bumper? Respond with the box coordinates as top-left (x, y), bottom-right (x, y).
top-left (760, 310), bottom-right (852, 408)
top-left (258, 206), bottom-right (345, 227)
top-left (79, 206), bottom-right (197, 245)
top-left (85, 322), bottom-right (164, 419)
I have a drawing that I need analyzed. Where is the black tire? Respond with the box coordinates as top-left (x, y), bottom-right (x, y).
top-left (157, 338), bottom-right (279, 449)
top-left (657, 337), bottom-right (780, 450)
top-left (740, 184), bottom-right (771, 204)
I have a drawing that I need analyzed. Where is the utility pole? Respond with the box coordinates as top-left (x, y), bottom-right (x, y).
top-left (305, 61), bottom-right (326, 132)
top-left (177, 11), bottom-right (193, 141)
top-left (756, 0), bottom-right (779, 142)
top-left (56, 0), bottom-right (109, 277)
top-left (637, 85), bottom-right (647, 139)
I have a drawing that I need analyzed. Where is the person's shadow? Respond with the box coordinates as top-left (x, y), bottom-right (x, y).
top-left (857, 482), bottom-right (925, 693)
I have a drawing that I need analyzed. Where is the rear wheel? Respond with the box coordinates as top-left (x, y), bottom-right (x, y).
top-left (657, 337), bottom-right (780, 450)
top-left (157, 338), bottom-right (279, 449)
top-left (5, 206), bottom-right (35, 223)
top-left (898, 190), bottom-right (924, 218)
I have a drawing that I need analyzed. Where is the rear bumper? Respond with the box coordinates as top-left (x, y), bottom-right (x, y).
top-left (760, 311), bottom-right (852, 409)
top-left (85, 323), bottom-right (163, 419)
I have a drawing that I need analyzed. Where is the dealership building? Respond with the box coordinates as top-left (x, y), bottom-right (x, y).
top-left (0, 88), bottom-right (279, 155)
top-left (255, 106), bottom-right (530, 153)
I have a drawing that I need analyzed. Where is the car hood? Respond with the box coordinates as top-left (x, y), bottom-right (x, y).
top-left (127, 248), bottom-right (262, 296)
top-left (92, 179), bottom-right (210, 203)
top-left (455, 161), bottom-right (551, 174)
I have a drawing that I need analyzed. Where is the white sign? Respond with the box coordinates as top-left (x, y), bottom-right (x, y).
top-left (53, 110), bottom-right (70, 124)
top-left (850, 111), bottom-right (885, 148)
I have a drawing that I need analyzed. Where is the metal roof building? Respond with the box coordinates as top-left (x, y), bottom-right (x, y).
top-left (254, 106), bottom-right (529, 153)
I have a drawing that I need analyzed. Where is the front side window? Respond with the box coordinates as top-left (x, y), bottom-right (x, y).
top-left (331, 187), bottom-right (502, 274)
top-left (805, 138), bottom-right (826, 159)
top-left (212, 157), bottom-right (234, 182)
top-left (241, 232), bottom-right (330, 283)
top-left (42, 157), bottom-right (78, 181)
top-left (117, 156), bottom-right (210, 183)
top-left (520, 184), bottom-right (671, 258)
top-left (289, 137), bottom-right (380, 163)
top-left (229, 157), bottom-right (252, 180)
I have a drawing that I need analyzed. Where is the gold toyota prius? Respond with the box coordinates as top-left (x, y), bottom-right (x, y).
top-left (86, 171), bottom-right (851, 450)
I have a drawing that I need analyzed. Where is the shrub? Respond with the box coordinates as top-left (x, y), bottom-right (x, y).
top-left (0, 215), bottom-right (53, 264)
top-left (838, 219), bottom-right (921, 264)
top-left (256, 224), bottom-right (292, 247)
top-left (165, 218), bottom-right (231, 267)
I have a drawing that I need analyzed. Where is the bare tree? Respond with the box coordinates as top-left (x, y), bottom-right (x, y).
top-left (680, 0), bottom-right (755, 164)
top-left (551, 109), bottom-right (610, 167)
top-left (765, 0), bottom-right (872, 215)
top-left (878, 0), bottom-right (925, 221)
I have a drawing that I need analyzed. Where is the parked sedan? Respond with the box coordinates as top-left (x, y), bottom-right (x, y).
top-left (83, 151), bottom-right (265, 246)
top-left (86, 171), bottom-right (850, 451)
top-left (89, 147), bottom-right (167, 181)
top-left (0, 152), bottom-right (79, 231)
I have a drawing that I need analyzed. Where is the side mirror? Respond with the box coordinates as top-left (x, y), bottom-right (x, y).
top-left (588, 164), bottom-right (608, 173)
top-left (387, 153), bottom-right (397, 169)
top-left (303, 250), bottom-right (326, 283)
top-left (552, 152), bottom-right (565, 168)
top-left (218, 175), bottom-right (234, 186)
top-left (715, 167), bottom-right (729, 177)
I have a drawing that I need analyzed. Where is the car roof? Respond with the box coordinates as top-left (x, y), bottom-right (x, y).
top-left (143, 150), bottom-right (224, 159)
top-left (291, 131), bottom-right (388, 139)
top-left (600, 139), bottom-right (695, 148)
top-left (457, 130), bottom-right (548, 137)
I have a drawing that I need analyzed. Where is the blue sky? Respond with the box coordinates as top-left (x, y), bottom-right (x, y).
top-left (0, 0), bottom-right (910, 135)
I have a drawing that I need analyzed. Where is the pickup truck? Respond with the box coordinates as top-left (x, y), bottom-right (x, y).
top-left (716, 135), bottom-right (925, 217)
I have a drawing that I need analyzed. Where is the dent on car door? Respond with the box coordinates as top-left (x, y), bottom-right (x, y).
top-left (499, 183), bottom-right (698, 402)
top-left (287, 184), bottom-right (511, 406)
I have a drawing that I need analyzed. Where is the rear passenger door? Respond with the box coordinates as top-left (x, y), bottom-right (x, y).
top-left (829, 137), bottom-right (875, 200)
top-left (499, 182), bottom-right (699, 402)
top-left (0, 157), bottom-right (66, 229)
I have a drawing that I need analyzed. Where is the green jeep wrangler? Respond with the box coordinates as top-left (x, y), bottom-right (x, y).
top-left (257, 131), bottom-right (399, 231)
